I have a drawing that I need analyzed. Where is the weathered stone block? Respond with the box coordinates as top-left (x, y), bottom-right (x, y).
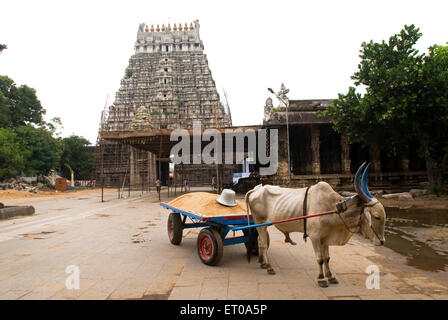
top-left (410, 189), bottom-right (429, 198)
top-left (382, 192), bottom-right (414, 201)
top-left (0, 205), bottom-right (35, 220)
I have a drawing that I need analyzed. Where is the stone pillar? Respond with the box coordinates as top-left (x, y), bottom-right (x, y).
top-left (340, 136), bottom-right (351, 174)
top-left (401, 154), bottom-right (410, 172)
top-left (277, 127), bottom-right (289, 184)
top-left (310, 126), bottom-right (320, 175)
top-left (129, 147), bottom-right (135, 186)
top-left (370, 145), bottom-right (381, 173)
top-left (148, 152), bottom-right (156, 186)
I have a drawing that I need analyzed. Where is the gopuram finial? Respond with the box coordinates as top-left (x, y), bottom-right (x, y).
top-left (278, 83), bottom-right (290, 108)
top-left (156, 24), bottom-right (160, 32)
top-left (144, 25), bottom-right (149, 32)
top-left (168, 23), bottom-right (171, 31)
top-left (189, 22), bottom-right (194, 30)
top-left (173, 23), bottom-right (178, 31)
top-left (194, 19), bottom-right (200, 30)
top-left (162, 24), bottom-right (166, 31)
top-left (184, 23), bottom-right (188, 30)
top-left (178, 23), bottom-right (183, 31)
top-left (150, 24), bottom-right (154, 32)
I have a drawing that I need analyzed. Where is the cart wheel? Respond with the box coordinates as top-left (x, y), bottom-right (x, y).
top-left (167, 212), bottom-right (183, 245)
top-left (197, 228), bottom-right (223, 266)
top-left (243, 229), bottom-right (259, 256)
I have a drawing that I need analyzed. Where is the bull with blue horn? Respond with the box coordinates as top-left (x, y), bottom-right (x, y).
top-left (245, 162), bottom-right (386, 286)
top-left (352, 162), bottom-right (386, 246)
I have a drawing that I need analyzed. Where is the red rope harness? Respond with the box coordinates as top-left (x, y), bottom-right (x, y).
top-left (270, 209), bottom-right (337, 225)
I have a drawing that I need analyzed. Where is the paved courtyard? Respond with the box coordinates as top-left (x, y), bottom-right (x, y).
top-left (0, 188), bottom-right (447, 300)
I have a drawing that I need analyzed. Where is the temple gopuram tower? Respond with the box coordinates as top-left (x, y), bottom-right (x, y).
top-left (104, 20), bottom-right (231, 131)
top-left (99, 20), bottom-right (232, 188)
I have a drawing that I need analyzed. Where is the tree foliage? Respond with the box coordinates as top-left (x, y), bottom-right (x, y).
top-left (320, 25), bottom-right (448, 191)
top-left (14, 126), bottom-right (63, 176)
top-left (0, 76), bottom-right (95, 181)
top-left (0, 75), bottom-right (46, 127)
top-left (0, 128), bottom-right (28, 179)
top-left (59, 135), bottom-right (93, 180)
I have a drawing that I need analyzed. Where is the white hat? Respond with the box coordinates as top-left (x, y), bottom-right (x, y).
top-left (216, 189), bottom-right (237, 207)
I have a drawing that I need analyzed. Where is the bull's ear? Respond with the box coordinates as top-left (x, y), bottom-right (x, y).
top-left (364, 210), bottom-right (372, 227)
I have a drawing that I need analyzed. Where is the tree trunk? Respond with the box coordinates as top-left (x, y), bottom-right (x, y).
top-left (425, 156), bottom-right (442, 192)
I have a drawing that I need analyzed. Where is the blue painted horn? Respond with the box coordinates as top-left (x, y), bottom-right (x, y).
top-left (354, 162), bottom-right (373, 203)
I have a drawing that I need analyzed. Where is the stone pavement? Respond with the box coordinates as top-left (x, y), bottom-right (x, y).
top-left (0, 188), bottom-right (447, 300)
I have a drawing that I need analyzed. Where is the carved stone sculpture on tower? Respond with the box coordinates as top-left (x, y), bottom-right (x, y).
top-left (264, 97), bottom-right (273, 122)
top-left (131, 106), bottom-right (152, 130)
top-left (277, 83), bottom-right (289, 108)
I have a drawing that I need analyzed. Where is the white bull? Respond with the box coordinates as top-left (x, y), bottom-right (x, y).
top-left (245, 162), bottom-right (386, 287)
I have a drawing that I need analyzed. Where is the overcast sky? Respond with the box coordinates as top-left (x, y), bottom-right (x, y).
top-left (1, 0), bottom-right (447, 144)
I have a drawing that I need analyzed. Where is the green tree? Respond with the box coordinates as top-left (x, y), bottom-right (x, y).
top-left (0, 75), bottom-right (46, 128)
top-left (320, 25), bottom-right (448, 192)
top-left (44, 116), bottom-right (64, 136)
top-left (59, 135), bottom-right (93, 180)
top-left (14, 126), bottom-right (62, 176)
top-left (0, 128), bottom-right (28, 179)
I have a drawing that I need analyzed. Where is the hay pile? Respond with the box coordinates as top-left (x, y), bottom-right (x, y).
top-left (166, 192), bottom-right (247, 217)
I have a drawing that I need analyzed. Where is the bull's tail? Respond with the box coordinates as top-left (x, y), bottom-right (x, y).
top-left (245, 189), bottom-right (255, 263)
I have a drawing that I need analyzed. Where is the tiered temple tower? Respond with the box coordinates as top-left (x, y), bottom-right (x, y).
top-left (103, 20), bottom-right (231, 132)
top-left (99, 20), bottom-right (232, 188)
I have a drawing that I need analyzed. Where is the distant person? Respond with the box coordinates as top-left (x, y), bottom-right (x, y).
top-left (260, 175), bottom-right (269, 186)
top-left (211, 176), bottom-right (216, 191)
top-left (183, 179), bottom-right (190, 192)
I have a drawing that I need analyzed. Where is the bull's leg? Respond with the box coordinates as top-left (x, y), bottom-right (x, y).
top-left (284, 232), bottom-right (297, 245)
top-left (256, 226), bottom-right (268, 265)
top-left (257, 226), bottom-right (275, 275)
top-left (311, 239), bottom-right (328, 288)
top-left (322, 246), bottom-right (338, 284)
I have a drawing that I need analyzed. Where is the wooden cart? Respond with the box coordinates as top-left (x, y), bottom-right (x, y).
top-left (160, 192), bottom-right (259, 266)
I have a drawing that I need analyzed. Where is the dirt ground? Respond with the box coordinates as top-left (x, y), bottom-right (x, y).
top-left (0, 188), bottom-right (116, 205)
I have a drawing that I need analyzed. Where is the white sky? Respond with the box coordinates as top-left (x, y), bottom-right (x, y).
top-left (1, 0), bottom-right (447, 144)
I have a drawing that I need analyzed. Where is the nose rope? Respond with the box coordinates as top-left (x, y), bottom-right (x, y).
top-left (362, 207), bottom-right (384, 243)
top-left (369, 224), bottom-right (383, 243)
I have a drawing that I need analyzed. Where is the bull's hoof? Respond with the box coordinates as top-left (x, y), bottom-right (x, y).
top-left (328, 277), bottom-right (339, 285)
top-left (318, 280), bottom-right (328, 288)
top-left (284, 235), bottom-right (297, 246)
top-left (267, 268), bottom-right (276, 275)
top-left (260, 263), bottom-right (268, 269)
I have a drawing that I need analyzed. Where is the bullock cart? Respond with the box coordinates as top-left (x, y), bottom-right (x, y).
top-left (161, 192), bottom-right (257, 266)
top-left (161, 192), bottom-right (338, 266)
